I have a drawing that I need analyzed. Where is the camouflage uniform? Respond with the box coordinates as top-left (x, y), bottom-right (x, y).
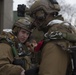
top-left (29, 0), bottom-right (76, 75)
top-left (0, 18), bottom-right (32, 75)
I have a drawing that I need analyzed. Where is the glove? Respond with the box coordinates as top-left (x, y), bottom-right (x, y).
top-left (13, 58), bottom-right (26, 69)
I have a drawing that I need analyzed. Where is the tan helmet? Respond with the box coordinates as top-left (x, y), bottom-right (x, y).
top-left (12, 17), bottom-right (32, 35)
top-left (29, 0), bottom-right (60, 17)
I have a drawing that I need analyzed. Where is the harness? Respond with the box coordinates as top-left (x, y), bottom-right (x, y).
top-left (0, 32), bottom-right (18, 57)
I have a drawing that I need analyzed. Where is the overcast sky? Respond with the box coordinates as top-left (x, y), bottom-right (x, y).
top-left (66, 0), bottom-right (76, 5)
top-left (13, 0), bottom-right (76, 10)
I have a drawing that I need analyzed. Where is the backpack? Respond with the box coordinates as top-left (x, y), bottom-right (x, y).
top-left (69, 46), bottom-right (76, 75)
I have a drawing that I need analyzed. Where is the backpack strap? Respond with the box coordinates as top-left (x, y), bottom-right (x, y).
top-left (0, 32), bottom-right (18, 57)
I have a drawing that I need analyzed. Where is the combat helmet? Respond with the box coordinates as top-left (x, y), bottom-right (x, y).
top-left (29, 0), bottom-right (60, 18)
top-left (12, 17), bottom-right (32, 35)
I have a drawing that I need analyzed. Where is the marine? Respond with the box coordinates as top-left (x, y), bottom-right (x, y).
top-left (0, 17), bottom-right (33, 75)
top-left (28, 0), bottom-right (76, 75)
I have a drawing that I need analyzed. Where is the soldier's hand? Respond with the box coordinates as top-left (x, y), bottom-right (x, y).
top-left (21, 68), bottom-right (25, 75)
top-left (26, 41), bottom-right (37, 52)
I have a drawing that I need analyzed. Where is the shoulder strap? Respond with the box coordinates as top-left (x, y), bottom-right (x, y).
top-left (0, 32), bottom-right (18, 57)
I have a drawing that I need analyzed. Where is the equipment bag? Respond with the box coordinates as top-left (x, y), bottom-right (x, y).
top-left (69, 46), bottom-right (76, 75)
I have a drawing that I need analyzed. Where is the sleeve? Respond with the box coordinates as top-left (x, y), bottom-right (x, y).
top-left (0, 43), bottom-right (23, 75)
top-left (39, 42), bottom-right (70, 75)
top-left (49, 23), bottom-right (76, 42)
top-left (63, 33), bottom-right (76, 42)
